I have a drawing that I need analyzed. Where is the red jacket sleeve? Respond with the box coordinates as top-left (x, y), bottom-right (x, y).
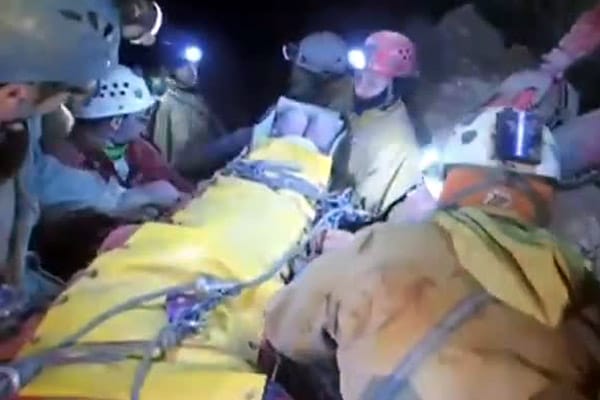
top-left (128, 139), bottom-right (195, 193)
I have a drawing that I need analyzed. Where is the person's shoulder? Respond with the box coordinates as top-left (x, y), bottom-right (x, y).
top-left (353, 219), bottom-right (446, 254)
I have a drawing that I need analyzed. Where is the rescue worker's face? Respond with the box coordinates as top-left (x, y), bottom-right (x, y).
top-left (79, 120), bottom-right (114, 151)
top-left (353, 69), bottom-right (391, 99)
top-left (0, 84), bottom-right (38, 122)
top-left (174, 63), bottom-right (198, 87)
top-left (111, 111), bottom-right (149, 145)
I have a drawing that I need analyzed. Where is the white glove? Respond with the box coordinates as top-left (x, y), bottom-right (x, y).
top-left (116, 180), bottom-right (181, 214)
top-left (136, 180), bottom-right (182, 208)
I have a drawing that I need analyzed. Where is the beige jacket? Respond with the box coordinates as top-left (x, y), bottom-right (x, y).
top-left (347, 99), bottom-right (422, 214)
top-left (265, 208), bottom-right (599, 400)
top-left (152, 83), bottom-right (225, 175)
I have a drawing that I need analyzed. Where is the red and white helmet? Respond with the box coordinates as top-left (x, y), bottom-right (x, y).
top-left (364, 31), bottom-right (417, 78)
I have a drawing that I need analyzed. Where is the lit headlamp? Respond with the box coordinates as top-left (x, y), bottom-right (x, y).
top-left (495, 108), bottom-right (544, 165)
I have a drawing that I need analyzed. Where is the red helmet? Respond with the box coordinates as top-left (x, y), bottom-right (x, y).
top-left (364, 30), bottom-right (417, 78)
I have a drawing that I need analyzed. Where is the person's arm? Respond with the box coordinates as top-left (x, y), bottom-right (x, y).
top-left (541, 3), bottom-right (600, 76)
top-left (175, 127), bottom-right (253, 180)
top-left (36, 153), bottom-right (125, 213)
top-left (264, 225), bottom-right (380, 362)
top-left (36, 153), bottom-right (180, 218)
top-left (128, 139), bottom-right (195, 193)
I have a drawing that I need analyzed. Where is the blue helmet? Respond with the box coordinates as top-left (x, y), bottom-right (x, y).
top-left (0, 0), bottom-right (120, 87)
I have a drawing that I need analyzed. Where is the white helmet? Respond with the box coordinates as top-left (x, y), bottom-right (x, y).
top-left (283, 31), bottom-right (349, 75)
top-left (441, 107), bottom-right (560, 180)
top-left (72, 65), bottom-right (155, 120)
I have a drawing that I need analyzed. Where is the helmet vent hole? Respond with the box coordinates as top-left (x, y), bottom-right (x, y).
top-left (119, 91), bottom-right (126, 96)
top-left (113, 83), bottom-right (119, 89)
top-left (124, 83), bottom-right (130, 88)
top-left (461, 130), bottom-right (478, 144)
top-left (103, 24), bottom-right (115, 39)
top-left (109, 92), bottom-right (116, 97)
top-left (101, 85), bottom-right (108, 91)
top-left (87, 11), bottom-right (99, 31)
top-left (59, 10), bottom-right (83, 22)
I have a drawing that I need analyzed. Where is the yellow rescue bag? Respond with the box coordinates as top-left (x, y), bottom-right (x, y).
top-left (18, 137), bottom-right (332, 400)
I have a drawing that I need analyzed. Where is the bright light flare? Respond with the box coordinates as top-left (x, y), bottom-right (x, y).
top-left (184, 46), bottom-right (203, 63)
top-left (347, 48), bottom-right (366, 70)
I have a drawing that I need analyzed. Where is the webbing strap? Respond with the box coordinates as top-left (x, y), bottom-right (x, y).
top-left (222, 159), bottom-right (324, 201)
top-left (363, 291), bottom-right (493, 400)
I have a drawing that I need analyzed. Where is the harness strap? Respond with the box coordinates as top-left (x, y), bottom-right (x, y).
top-left (544, 80), bottom-right (571, 130)
top-left (438, 169), bottom-right (551, 226)
top-left (364, 291), bottom-right (493, 400)
top-left (222, 159), bottom-right (324, 202)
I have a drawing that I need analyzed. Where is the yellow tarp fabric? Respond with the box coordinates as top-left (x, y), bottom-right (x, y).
top-left (435, 207), bottom-right (586, 327)
top-left (18, 138), bottom-right (332, 400)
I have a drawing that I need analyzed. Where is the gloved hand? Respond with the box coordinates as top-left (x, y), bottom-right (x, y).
top-left (540, 48), bottom-right (575, 79)
top-left (113, 180), bottom-right (182, 220)
top-left (136, 180), bottom-right (182, 208)
top-left (490, 69), bottom-right (555, 110)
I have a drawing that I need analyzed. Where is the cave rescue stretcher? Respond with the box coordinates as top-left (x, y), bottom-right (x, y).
top-left (0, 98), bottom-right (368, 400)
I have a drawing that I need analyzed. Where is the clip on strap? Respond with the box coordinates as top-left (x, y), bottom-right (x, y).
top-left (0, 366), bottom-right (20, 395)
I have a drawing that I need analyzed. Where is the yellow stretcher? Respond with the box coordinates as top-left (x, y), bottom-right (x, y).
top-left (15, 137), bottom-right (333, 400)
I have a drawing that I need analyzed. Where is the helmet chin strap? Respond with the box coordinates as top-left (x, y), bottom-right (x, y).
top-left (110, 115), bottom-right (124, 131)
top-left (353, 85), bottom-right (390, 114)
top-left (438, 168), bottom-right (552, 226)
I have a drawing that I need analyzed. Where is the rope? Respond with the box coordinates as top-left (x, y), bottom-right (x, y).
top-left (0, 157), bottom-right (371, 398)
top-left (221, 159), bottom-right (324, 202)
top-left (0, 227), bottom-right (313, 398)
